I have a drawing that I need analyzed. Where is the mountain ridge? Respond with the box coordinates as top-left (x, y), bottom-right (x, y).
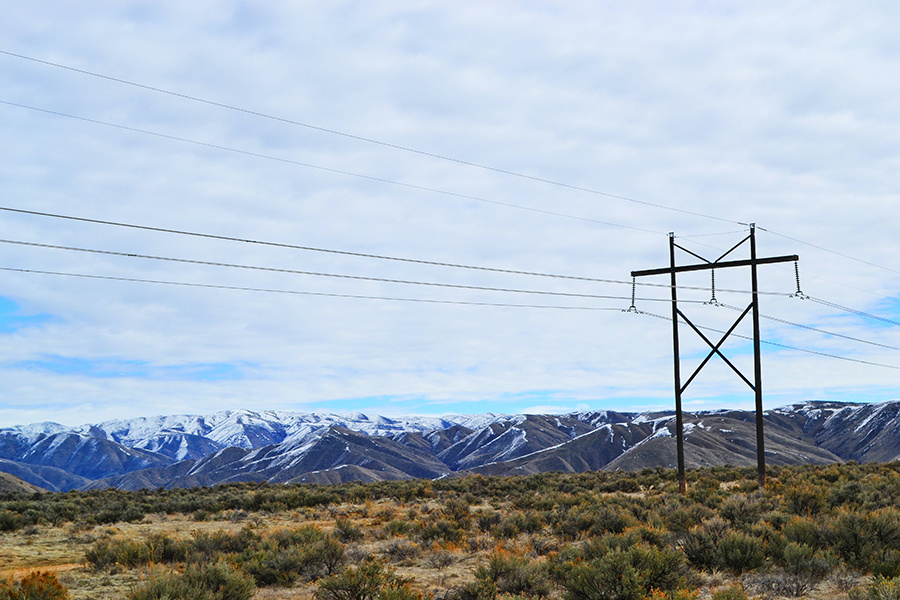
top-left (2, 400), bottom-right (897, 492)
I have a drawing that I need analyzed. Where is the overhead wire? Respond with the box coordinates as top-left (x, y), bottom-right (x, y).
top-left (759, 226), bottom-right (900, 277)
top-left (6, 52), bottom-right (900, 284)
top-left (0, 266), bottom-right (623, 310)
top-left (634, 309), bottom-right (900, 371)
top-left (0, 237), bottom-right (717, 304)
top-left (673, 231), bottom-right (891, 299)
top-left (806, 296), bottom-right (900, 328)
top-left (5, 50), bottom-right (900, 366)
top-left (717, 302), bottom-right (900, 352)
top-left (0, 208), bottom-right (791, 296)
top-left (0, 49), bottom-right (738, 226)
top-left (0, 100), bottom-right (660, 235)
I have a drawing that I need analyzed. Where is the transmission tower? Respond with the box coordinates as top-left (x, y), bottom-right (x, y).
top-left (631, 224), bottom-right (798, 492)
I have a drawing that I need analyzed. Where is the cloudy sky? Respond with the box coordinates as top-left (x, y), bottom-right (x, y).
top-left (2, 1), bottom-right (899, 427)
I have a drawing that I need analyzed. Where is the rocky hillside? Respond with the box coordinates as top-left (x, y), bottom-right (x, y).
top-left (1, 401), bottom-right (898, 491)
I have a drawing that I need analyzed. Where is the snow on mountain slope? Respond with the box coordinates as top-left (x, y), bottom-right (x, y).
top-left (3, 400), bottom-right (900, 491)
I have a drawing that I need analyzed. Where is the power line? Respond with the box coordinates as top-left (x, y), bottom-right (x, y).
top-left (0, 49), bottom-right (738, 226)
top-left (0, 204), bottom-right (649, 281)
top-left (0, 206), bottom-right (790, 296)
top-left (635, 309), bottom-right (900, 371)
top-left (675, 232), bottom-right (889, 299)
top-left (807, 296), bottom-right (900, 328)
top-left (2, 237), bottom-right (711, 304)
top-left (718, 302), bottom-right (900, 352)
top-left (760, 227), bottom-right (900, 277)
top-left (0, 266), bottom-right (625, 310)
top-left (1, 100), bottom-right (661, 234)
top-left (6, 52), bottom-right (899, 284)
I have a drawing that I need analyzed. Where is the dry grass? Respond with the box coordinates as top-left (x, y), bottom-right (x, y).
top-left (0, 494), bottom-right (877, 600)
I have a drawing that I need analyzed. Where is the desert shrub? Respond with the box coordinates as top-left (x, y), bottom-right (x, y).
top-left (850, 577), bottom-right (900, 600)
top-left (710, 585), bottom-right (747, 600)
top-left (269, 524), bottom-right (326, 548)
top-left (189, 527), bottom-right (259, 561)
top-left (184, 560), bottom-right (255, 600)
top-left (91, 501), bottom-right (145, 525)
top-left (383, 540), bottom-right (419, 562)
top-left (127, 560), bottom-right (254, 600)
top-left (239, 541), bottom-right (310, 586)
top-left (506, 510), bottom-right (545, 535)
top-left (425, 549), bottom-right (456, 571)
top-left (781, 515), bottom-right (822, 549)
top-left (145, 533), bottom-right (191, 564)
top-left (715, 531), bottom-right (765, 574)
top-left (335, 518), bottom-right (364, 543)
top-left (682, 518), bottom-right (729, 572)
top-left (85, 538), bottom-right (152, 570)
top-left (872, 552), bottom-right (900, 579)
top-left (317, 536), bottom-right (349, 577)
top-left (0, 510), bottom-right (23, 532)
top-left (445, 579), bottom-right (498, 600)
top-left (475, 510), bottom-right (502, 533)
top-left (443, 498), bottom-right (472, 529)
top-left (0, 571), bottom-right (69, 600)
top-left (742, 570), bottom-right (818, 598)
top-left (871, 509), bottom-right (900, 551)
top-left (561, 544), bottom-right (685, 600)
top-left (682, 527), bottom-right (717, 572)
top-left (784, 484), bottom-right (827, 516)
top-left (418, 519), bottom-right (464, 543)
top-left (663, 505), bottom-right (710, 534)
top-left (554, 505), bottom-right (634, 539)
top-left (780, 542), bottom-right (835, 579)
top-left (828, 511), bottom-right (871, 569)
top-left (315, 560), bottom-right (409, 600)
top-left (830, 481), bottom-right (863, 508)
top-left (720, 494), bottom-right (762, 528)
top-left (384, 519), bottom-right (415, 537)
top-left (474, 553), bottom-right (551, 598)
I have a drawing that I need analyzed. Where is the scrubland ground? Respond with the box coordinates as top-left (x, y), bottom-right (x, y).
top-left (2, 464), bottom-right (900, 600)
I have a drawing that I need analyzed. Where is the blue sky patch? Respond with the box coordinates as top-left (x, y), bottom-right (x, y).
top-left (0, 297), bottom-right (51, 333)
top-left (12, 355), bottom-right (251, 381)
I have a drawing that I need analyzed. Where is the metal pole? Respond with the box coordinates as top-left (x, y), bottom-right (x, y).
top-left (749, 224), bottom-right (766, 489)
top-left (669, 233), bottom-right (686, 494)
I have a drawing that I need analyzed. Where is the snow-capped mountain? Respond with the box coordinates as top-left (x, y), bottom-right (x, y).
top-left (2, 401), bottom-right (899, 492)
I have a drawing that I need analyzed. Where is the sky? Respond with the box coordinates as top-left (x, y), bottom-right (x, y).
top-left (1, 1), bottom-right (899, 427)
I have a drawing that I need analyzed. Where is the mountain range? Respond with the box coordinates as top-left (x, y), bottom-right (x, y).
top-left (1, 400), bottom-right (899, 492)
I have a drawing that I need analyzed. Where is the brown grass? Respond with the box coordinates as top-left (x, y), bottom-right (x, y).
top-left (0, 495), bottom-right (875, 600)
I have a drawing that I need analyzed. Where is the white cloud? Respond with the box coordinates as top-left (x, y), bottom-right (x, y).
top-left (1, 1), bottom-right (899, 426)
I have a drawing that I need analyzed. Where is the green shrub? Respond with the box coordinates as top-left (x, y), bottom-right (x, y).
top-left (183, 560), bottom-right (255, 600)
top-left (710, 584), bottom-right (747, 600)
top-left (418, 519), bottom-right (464, 543)
top-left (781, 542), bottom-right (835, 579)
top-left (0, 510), bottom-right (22, 533)
top-left (446, 579), bottom-right (498, 600)
top-left (850, 577), bottom-right (900, 600)
top-left (443, 498), bottom-right (472, 529)
top-left (474, 553), bottom-right (551, 598)
top-left (475, 511), bottom-right (502, 533)
top-left (562, 544), bottom-right (685, 600)
top-left (720, 494), bottom-right (762, 528)
top-left (784, 484), bottom-right (826, 516)
top-left (335, 518), bottom-right (364, 543)
top-left (715, 531), bottom-right (765, 574)
top-left (85, 538), bottom-right (152, 570)
top-left (383, 539), bottom-right (419, 562)
top-left (315, 560), bottom-right (408, 600)
top-left (828, 511), bottom-right (870, 568)
top-left (384, 520), bottom-right (415, 537)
